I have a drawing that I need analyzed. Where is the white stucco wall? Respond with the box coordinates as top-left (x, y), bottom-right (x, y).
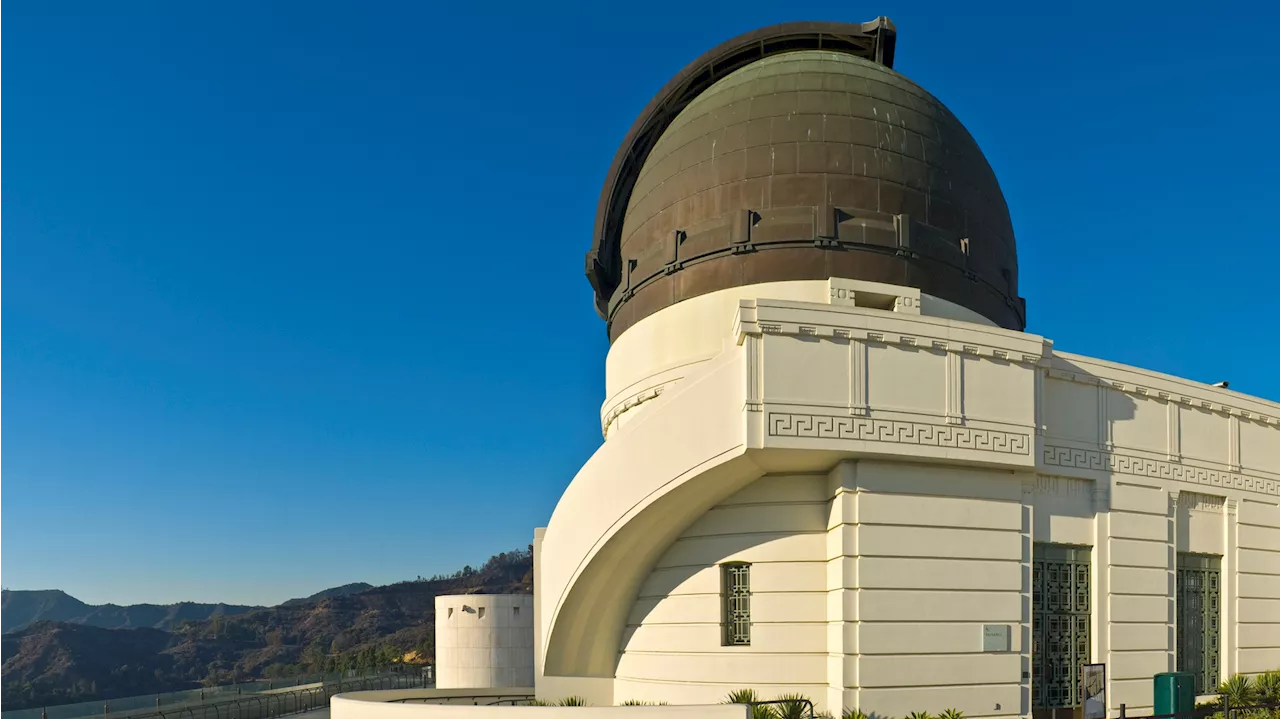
top-left (435, 595), bottom-right (535, 689)
top-left (536, 279), bottom-right (1280, 719)
top-left (615, 473), bottom-right (829, 704)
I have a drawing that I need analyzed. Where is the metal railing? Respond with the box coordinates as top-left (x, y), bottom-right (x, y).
top-left (1118, 701), bottom-right (1280, 719)
top-left (386, 695), bottom-right (534, 706)
top-left (6, 669), bottom-right (431, 719)
top-left (744, 698), bottom-right (816, 719)
top-left (27, 674), bottom-right (428, 719)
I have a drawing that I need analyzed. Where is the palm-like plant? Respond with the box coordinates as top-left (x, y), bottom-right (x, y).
top-left (1219, 675), bottom-right (1257, 709)
top-left (937, 710), bottom-right (964, 719)
top-left (724, 689), bottom-right (776, 719)
top-left (1255, 671), bottom-right (1280, 706)
top-left (905, 712), bottom-right (933, 719)
top-left (772, 693), bottom-right (814, 719)
top-left (842, 709), bottom-right (868, 719)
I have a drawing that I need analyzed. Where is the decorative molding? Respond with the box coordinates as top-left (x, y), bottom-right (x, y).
top-left (1228, 415), bottom-right (1241, 472)
top-left (1033, 475), bottom-right (1092, 498)
top-left (1042, 445), bottom-right (1280, 498)
top-left (769, 413), bottom-right (1030, 455)
top-left (946, 351), bottom-right (964, 425)
top-left (1167, 401), bottom-right (1182, 462)
top-left (1098, 383), bottom-right (1113, 450)
top-left (1045, 368), bottom-right (1280, 428)
top-left (739, 315), bottom-right (1046, 367)
top-left (850, 339), bottom-right (868, 417)
top-left (1092, 481), bottom-right (1110, 512)
top-left (745, 334), bottom-right (763, 413)
top-left (1226, 498), bottom-right (1238, 515)
top-left (1177, 492), bottom-right (1226, 513)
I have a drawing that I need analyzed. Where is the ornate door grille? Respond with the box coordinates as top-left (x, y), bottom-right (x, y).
top-left (1033, 544), bottom-right (1091, 710)
top-left (1177, 553), bottom-right (1221, 695)
top-left (722, 563), bottom-right (751, 646)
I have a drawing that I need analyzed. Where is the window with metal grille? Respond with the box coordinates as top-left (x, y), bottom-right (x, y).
top-left (1177, 553), bottom-right (1221, 695)
top-left (1032, 543), bottom-right (1092, 711)
top-left (721, 562), bottom-right (751, 646)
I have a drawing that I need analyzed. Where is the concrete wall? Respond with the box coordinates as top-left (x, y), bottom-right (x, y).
top-left (435, 595), bottom-right (534, 689)
top-left (331, 691), bottom-right (746, 719)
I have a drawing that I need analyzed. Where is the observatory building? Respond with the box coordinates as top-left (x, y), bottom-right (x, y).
top-left (533, 17), bottom-right (1280, 718)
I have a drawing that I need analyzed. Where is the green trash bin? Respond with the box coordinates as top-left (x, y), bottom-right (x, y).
top-left (1154, 672), bottom-right (1196, 718)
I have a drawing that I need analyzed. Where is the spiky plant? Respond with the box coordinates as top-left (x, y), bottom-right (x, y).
top-left (905, 712), bottom-right (933, 719)
top-left (842, 709), bottom-right (868, 719)
top-left (1255, 671), bottom-right (1280, 706)
top-left (620, 700), bottom-right (668, 706)
top-left (724, 689), bottom-right (776, 719)
top-left (557, 696), bottom-right (588, 706)
top-left (1219, 675), bottom-right (1257, 709)
top-left (726, 689), bottom-right (764, 704)
top-left (938, 710), bottom-right (965, 719)
top-left (773, 694), bottom-right (814, 719)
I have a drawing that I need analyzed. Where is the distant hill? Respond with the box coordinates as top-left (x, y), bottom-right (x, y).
top-left (1, 549), bottom-right (533, 711)
top-left (1, 622), bottom-right (185, 708)
top-left (1, 590), bottom-right (261, 634)
top-left (280, 582), bottom-right (373, 607)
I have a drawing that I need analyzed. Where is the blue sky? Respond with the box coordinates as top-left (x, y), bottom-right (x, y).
top-left (5, 0), bottom-right (1278, 606)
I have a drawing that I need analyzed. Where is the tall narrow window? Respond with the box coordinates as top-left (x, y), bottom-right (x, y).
top-left (721, 562), bottom-right (751, 646)
top-left (1177, 553), bottom-right (1221, 694)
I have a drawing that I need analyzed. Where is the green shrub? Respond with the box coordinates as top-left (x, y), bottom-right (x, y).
top-left (773, 694), bottom-right (813, 719)
top-left (557, 696), bottom-right (588, 706)
top-left (842, 709), bottom-right (868, 719)
top-left (619, 699), bottom-right (668, 705)
top-left (1256, 670), bottom-right (1280, 705)
top-left (1219, 675), bottom-right (1257, 708)
top-left (905, 712), bottom-right (933, 719)
top-left (937, 710), bottom-right (963, 719)
top-left (724, 689), bottom-right (775, 719)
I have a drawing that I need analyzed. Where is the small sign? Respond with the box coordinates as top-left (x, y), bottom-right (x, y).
top-left (981, 624), bottom-right (1010, 652)
top-left (1082, 663), bottom-right (1106, 719)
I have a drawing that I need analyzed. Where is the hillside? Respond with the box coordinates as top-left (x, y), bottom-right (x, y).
top-left (1, 590), bottom-right (261, 634)
top-left (281, 583), bottom-right (374, 607)
top-left (1, 549), bottom-right (533, 710)
top-left (1, 623), bottom-right (182, 708)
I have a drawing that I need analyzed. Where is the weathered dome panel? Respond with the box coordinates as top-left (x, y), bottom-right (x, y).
top-left (591, 27), bottom-right (1024, 341)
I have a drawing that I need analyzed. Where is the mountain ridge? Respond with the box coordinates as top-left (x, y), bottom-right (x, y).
top-left (0, 590), bottom-right (262, 635)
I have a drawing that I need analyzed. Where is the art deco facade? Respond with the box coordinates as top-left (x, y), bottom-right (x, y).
top-left (533, 18), bottom-right (1280, 718)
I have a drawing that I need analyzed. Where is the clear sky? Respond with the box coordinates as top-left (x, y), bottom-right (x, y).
top-left (5, 0), bottom-right (1279, 607)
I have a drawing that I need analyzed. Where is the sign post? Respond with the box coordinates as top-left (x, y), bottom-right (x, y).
top-left (1082, 663), bottom-right (1107, 719)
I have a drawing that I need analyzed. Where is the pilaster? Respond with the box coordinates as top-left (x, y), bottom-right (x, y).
top-left (825, 461), bottom-right (858, 713)
top-left (1168, 491), bottom-right (1180, 674)
top-left (1223, 498), bottom-right (1238, 679)
top-left (1093, 481), bottom-right (1112, 715)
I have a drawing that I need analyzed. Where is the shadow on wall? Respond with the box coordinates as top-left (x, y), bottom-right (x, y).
top-left (624, 529), bottom-right (785, 631)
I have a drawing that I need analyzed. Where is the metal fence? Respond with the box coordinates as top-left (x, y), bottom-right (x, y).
top-left (4, 671), bottom-right (428, 719)
top-left (744, 698), bottom-right (816, 719)
top-left (1118, 701), bottom-right (1280, 719)
top-left (387, 696), bottom-right (535, 707)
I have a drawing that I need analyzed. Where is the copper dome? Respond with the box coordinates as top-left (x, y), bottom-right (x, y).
top-left (586, 20), bottom-right (1025, 341)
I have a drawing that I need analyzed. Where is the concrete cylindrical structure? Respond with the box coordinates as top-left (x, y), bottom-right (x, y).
top-left (434, 594), bottom-right (534, 689)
